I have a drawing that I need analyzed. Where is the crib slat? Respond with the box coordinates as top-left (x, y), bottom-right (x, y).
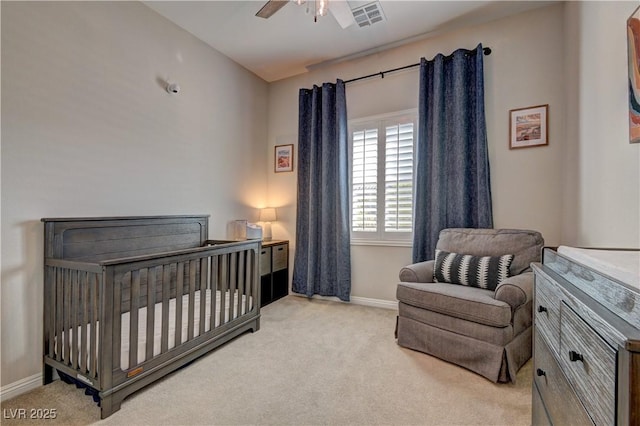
top-left (244, 250), bottom-right (256, 313)
top-left (199, 258), bottom-right (207, 334)
top-left (187, 260), bottom-right (196, 340)
top-left (70, 271), bottom-right (76, 367)
top-left (46, 267), bottom-right (53, 359)
top-left (161, 264), bottom-right (171, 353)
top-left (89, 273), bottom-right (98, 378)
top-left (145, 266), bottom-right (157, 361)
top-left (210, 255), bottom-right (218, 331)
top-left (230, 253), bottom-right (238, 320)
top-left (129, 270), bottom-right (140, 369)
top-left (237, 251), bottom-right (245, 316)
top-left (51, 267), bottom-right (58, 357)
top-left (71, 271), bottom-right (80, 370)
top-left (247, 250), bottom-right (253, 313)
top-left (64, 270), bottom-right (71, 365)
top-left (113, 273), bottom-right (123, 370)
top-left (80, 272), bottom-right (88, 373)
top-left (219, 255), bottom-right (228, 326)
top-left (55, 269), bottom-right (62, 362)
top-left (69, 271), bottom-right (77, 370)
top-left (175, 262), bottom-right (184, 346)
top-left (60, 268), bottom-right (66, 364)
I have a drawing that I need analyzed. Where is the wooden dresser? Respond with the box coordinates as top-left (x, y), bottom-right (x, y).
top-left (531, 248), bottom-right (640, 425)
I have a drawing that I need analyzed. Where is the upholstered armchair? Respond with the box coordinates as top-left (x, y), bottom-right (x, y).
top-left (396, 228), bottom-right (544, 383)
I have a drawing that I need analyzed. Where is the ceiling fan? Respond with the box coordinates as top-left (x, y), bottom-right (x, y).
top-left (255, 0), bottom-right (356, 29)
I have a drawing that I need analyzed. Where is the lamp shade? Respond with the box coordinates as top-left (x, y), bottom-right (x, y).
top-left (259, 207), bottom-right (277, 223)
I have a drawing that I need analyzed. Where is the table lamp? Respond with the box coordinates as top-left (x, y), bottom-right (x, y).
top-left (259, 207), bottom-right (277, 240)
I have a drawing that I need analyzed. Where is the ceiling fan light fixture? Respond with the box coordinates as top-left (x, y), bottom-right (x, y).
top-left (315, 0), bottom-right (329, 18)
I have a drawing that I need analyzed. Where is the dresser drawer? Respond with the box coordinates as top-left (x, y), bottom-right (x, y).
top-left (533, 330), bottom-right (593, 425)
top-left (260, 247), bottom-right (271, 276)
top-left (560, 302), bottom-right (616, 425)
top-left (534, 273), bottom-right (562, 352)
top-left (272, 244), bottom-right (288, 272)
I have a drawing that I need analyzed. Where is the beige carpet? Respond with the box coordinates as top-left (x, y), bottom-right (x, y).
top-left (2, 296), bottom-right (532, 425)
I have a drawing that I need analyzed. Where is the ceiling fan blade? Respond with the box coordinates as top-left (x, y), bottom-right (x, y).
top-left (255, 0), bottom-right (289, 19)
top-left (329, 0), bottom-right (355, 29)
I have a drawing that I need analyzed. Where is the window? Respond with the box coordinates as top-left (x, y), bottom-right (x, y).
top-left (350, 110), bottom-right (417, 244)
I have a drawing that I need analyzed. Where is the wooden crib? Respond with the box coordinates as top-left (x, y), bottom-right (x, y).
top-left (41, 215), bottom-right (261, 418)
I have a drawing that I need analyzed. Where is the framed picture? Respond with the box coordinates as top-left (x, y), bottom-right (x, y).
top-left (274, 144), bottom-right (294, 173)
top-left (628, 5), bottom-right (640, 143)
top-left (509, 104), bottom-right (549, 149)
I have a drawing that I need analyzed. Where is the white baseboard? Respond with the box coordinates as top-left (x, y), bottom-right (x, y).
top-left (350, 296), bottom-right (398, 310)
top-left (289, 292), bottom-right (397, 311)
top-left (0, 373), bottom-right (42, 402)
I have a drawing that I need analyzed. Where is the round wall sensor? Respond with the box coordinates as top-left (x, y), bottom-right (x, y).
top-left (166, 83), bottom-right (180, 94)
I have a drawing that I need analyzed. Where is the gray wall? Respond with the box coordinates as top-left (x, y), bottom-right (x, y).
top-left (1, 2), bottom-right (269, 388)
top-left (562, 1), bottom-right (640, 247)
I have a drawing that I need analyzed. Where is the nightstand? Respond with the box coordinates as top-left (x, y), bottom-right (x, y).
top-left (260, 240), bottom-right (289, 306)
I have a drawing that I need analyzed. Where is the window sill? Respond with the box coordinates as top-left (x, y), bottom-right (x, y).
top-left (350, 239), bottom-right (412, 248)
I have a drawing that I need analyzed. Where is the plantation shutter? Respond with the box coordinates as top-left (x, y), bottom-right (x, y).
top-left (384, 122), bottom-right (414, 233)
top-left (349, 110), bottom-right (416, 242)
top-left (352, 128), bottom-right (378, 232)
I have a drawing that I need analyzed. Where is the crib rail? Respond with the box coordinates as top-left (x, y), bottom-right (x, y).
top-left (110, 242), bottom-right (257, 373)
top-left (44, 264), bottom-right (102, 386)
top-left (43, 239), bottom-right (260, 392)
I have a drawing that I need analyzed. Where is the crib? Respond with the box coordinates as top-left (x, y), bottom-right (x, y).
top-left (41, 215), bottom-right (261, 418)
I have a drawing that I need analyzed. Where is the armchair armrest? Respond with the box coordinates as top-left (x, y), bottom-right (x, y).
top-left (399, 260), bottom-right (435, 283)
top-left (494, 271), bottom-right (533, 310)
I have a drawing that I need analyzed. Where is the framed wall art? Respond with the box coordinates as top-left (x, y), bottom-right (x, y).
top-left (274, 144), bottom-right (294, 173)
top-left (509, 104), bottom-right (549, 149)
top-left (628, 5), bottom-right (640, 143)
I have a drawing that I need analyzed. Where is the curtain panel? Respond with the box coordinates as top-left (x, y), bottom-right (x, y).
top-left (413, 44), bottom-right (493, 263)
top-left (292, 80), bottom-right (351, 302)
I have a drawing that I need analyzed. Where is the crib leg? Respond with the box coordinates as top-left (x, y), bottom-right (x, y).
top-left (100, 394), bottom-right (123, 419)
top-left (251, 317), bottom-right (261, 332)
top-left (43, 364), bottom-right (54, 385)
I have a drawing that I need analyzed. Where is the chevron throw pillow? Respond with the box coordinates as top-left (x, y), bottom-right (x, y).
top-left (433, 250), bottom-right (514, 291)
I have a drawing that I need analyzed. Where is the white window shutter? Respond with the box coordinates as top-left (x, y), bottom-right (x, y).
top-left (349, 110), bottom-right (416, 242)
top-left (352, 129), bottom-right (378, 232)
top-left (384, 122), bottom-right (414, 233)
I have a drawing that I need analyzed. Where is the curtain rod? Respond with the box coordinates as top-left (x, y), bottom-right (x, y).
top-left (344, 46), bottom-right (491, 85)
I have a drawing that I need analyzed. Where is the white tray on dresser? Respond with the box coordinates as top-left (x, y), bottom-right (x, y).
top-left (531, 246), bottom-right (640, 425)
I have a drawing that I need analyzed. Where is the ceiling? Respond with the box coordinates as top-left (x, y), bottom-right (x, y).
top-left (144, 0), bottom-right (556, 82)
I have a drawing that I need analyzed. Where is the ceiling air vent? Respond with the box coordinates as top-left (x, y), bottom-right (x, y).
top-left (351, 1), bottom-right (386, 28)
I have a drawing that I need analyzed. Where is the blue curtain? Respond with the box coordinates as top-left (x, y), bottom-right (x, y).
top-left (412, 44), bottom-right (493, 263)
top-left (292, 80), bottom-right (351, 302)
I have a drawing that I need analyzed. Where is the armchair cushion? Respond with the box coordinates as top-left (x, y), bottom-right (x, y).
top-left (436, 228), bottom-right (544, 275)
top-left (396, 282), bottom-right (512, 327)
top-left (433, 250), bottom-right (514, 291)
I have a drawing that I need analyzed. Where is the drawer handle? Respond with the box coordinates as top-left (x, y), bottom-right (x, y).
top-left (537, 305), bottom-right (548, 313)
top-left (261, 251), bottom-right (266, 254)
top-left (536, 368), bottom-right (546, 377)
top-left (277, 247), bottom-right (284, 251)
top-left (568, 350), bottom-right (584, 363)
